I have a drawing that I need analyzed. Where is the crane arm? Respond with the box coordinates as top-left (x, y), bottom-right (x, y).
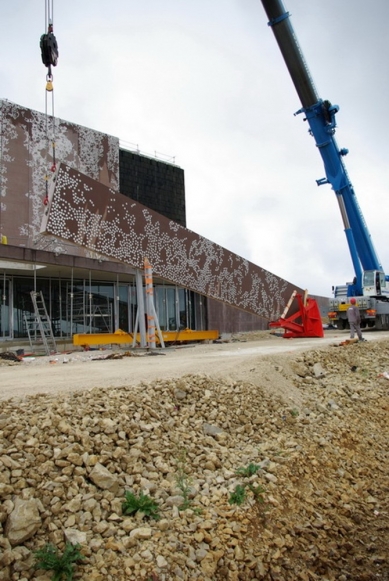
top-left (260, 0), bottom-right (383, 296)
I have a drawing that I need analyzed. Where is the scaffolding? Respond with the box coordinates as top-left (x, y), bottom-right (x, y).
top-left (70, 290), bottom-right (112, 334)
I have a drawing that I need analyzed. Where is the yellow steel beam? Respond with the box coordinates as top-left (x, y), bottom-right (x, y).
top-left (73, 328), bottom-right (219, 346)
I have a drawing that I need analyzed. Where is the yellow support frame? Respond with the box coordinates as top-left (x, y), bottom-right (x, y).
top-left (73, 328), bottom-right (219, 347)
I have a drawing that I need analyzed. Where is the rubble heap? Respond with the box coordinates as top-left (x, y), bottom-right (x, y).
top-left (0, 340), bottom-right (388, 580)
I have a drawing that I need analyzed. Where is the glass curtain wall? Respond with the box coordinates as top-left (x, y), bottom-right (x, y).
top-left (5, 275), bottom-right (207, 340)
top-left (154, 286), bottom-right (206, 331)
top-left (69, 280), bottom-right (114, 334)
top-left (13, 277), bottom-right (70, 338)
top-left (115, 282), bottom-right (137, 333)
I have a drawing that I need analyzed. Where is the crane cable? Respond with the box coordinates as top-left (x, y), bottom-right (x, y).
top-left (40, 0), bottom-right (59, 205)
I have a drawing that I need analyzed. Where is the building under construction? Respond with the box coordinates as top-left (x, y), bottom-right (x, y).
top-left (0, 99), bottom-right (315, 348)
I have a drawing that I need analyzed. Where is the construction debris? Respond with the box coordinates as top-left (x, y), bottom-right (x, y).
top-left (0, 351), bottom-right (21, 363)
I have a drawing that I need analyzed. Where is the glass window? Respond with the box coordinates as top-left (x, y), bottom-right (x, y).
top-left (166, 288), bottom-right (176, 330)
top-left (13, 278), bottom-right (49, 338)
top-left (155, 287), bottom-right (167, 331)
top-left (70, 280), bottom-right (113, 334)
top-left (0, 278), bottom-right (10, 339)
top-left (178, 288), bottom-right (187, 329)
top-left (363, 271), bottom-right (374, 287)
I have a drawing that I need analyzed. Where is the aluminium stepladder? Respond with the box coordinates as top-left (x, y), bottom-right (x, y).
top-left (29, 291), bottom-right (57, 355)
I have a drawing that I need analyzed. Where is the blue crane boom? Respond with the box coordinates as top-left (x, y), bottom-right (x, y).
top-left (260, 0), bottom-right (386, 299)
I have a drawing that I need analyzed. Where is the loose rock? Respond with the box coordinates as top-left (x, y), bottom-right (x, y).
top-left (0, 338), bottom-right (388, 580)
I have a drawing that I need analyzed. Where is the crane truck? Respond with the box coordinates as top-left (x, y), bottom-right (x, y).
top-left (260, 0), bottom-right (389, 330)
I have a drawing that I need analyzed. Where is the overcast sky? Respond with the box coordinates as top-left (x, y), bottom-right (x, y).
top-left (2, 0), bottom-right (389, 297)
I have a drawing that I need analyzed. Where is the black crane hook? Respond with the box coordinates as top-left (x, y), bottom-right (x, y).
top-left (40, 23), bottom-right (58, 91)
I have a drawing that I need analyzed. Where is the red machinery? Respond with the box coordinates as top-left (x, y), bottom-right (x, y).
top-left (269, 291), bottom-right (324, 338)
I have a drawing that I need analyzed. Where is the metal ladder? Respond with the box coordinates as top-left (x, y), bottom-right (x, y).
top-left (24, 313), bottom-right (40, 351)
top-left (29, 291), bottom-right (57, 355)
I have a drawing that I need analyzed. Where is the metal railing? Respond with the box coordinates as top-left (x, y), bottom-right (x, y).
top-left (119, 139), bottom-right (177, 166)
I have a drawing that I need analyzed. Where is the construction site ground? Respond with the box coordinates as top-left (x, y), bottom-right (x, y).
top-left (2, 328), bottom-right (386, 400)
top-left (0, 328), bottom-right (388, 580)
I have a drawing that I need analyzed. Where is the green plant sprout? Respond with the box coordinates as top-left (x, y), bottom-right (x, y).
top-left (235, 463), bottom-right (261, 477)
top-left (122, 491), bottom-right (160, 520)
top-left (229, 484), bottom-right (247, 505)
top-left (248, 483), bottom-right (266, 504)
top-left (229, 463), bottom-right (267, 507)
top-left (175, 448), bottom-right (202, 514)
top-left (34, 542), bottom-right (84, 581)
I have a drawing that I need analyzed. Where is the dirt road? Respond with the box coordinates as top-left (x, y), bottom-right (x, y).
top-left (2, 328), bottom-right (389, 401)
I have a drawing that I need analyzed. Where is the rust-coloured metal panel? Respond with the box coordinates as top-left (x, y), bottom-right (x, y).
top-left (0, 100), bottom-right (119, 254)
top-left (42, 163), bottom-right (302, 319)
top-left (207, 297), bottom-right (269, 333)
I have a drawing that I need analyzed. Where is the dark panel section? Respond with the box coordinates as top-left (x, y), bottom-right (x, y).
top-left (207, 297), bottom-right (269, 334)
top-left (119, 150), bottom-right (186, 227)
top-left (310, 294), bottom-right (330, 319)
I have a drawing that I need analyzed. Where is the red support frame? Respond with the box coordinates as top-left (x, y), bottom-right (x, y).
top-left (269, 293), bottom-right (324, 338)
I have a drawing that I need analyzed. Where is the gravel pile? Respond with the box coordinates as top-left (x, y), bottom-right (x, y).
top-left (0, 340), bottom-right (388, 580)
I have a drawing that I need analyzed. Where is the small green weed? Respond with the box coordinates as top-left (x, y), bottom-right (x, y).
top-left (122, 491), bottom-right (160, 520)
top-left (235, 463), bottom-right (261, 477)
top-left (290, 408), bottom-right (299, 417)
top-left (34, 542), bottom-right (84, 581)
top-left (247, 483), bottom-right (266, 504)
top-left (175, 448), bottom-right (202, 514)
top-left (229, 484), bottom-right (247, 506)
top-left (229, 463), bottom-right (267, 508)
